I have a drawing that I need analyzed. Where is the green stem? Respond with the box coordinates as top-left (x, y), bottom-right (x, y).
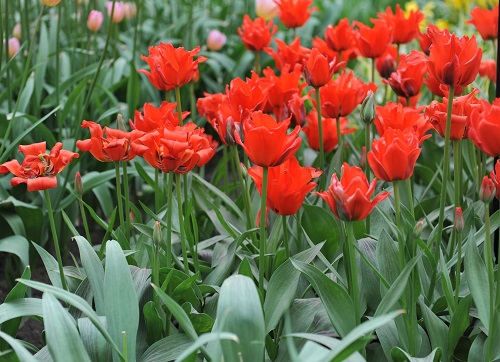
top-left (346, 222), bottom-right (360, 325)
top-left (0, 0), bottom-right (3, 71)
top-left (166, 172), bottom-right (174, 270)
top-left (282, 215), bottom-right (289, 259)
top-left (371, 58), bottom-right (375, 84)
top-left (56, 3), bottom-right (62, 106)
top-left (454, 232), bottom-right (462, 305)
top-left (0, 6), bottom-right (45, 161)
top-left (365, 118), bottom-right (371, 235)
top-left (44, 190), bottom-right (68, 291)
top-left (336, 114), bottom-right (343, 165)
top-left (254, 50), bottom-right (261, 75)
top-left (78, 198), bottom-right (92, 244)
top-left (5, 0), bottom-right (11, 112)
top-left (114, 162), bottom-right (125, 233)
top-left (394, 181), bottom-right (405, 271)
top-left (122, 331), bottom-right (128, 362)
top-left (176, 173), bottom-right (189, 274)
top-left (259, 167), bottom-right (269, 297)
top-left (122, 161), bottom-right (131, 242)
top-left (189, 82), bottom-right (197, 123)
top-left (155, 168), bottom-right (160, 213)
top-left (175, 86), bottom-right (183, 126)
top-left (453, 141), bottom-right (462, 208)
top-left (314, 88), bottom-right (325, 188)
top-left (484, 203), bottom-right (495, 361)
top-left (406, 178), bottom-right (415, 219)
top-left (131, 0), bottom-right (142, 63)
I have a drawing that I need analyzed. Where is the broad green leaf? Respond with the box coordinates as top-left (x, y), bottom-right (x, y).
top-left (175, 332), bottom-right (239, 362)
top-left (285, 333), bottom-right (364, 361)
top-left (42, 293), bottom-right (92, 362)
top-left (213, 275), bottom-right (265, 362)
top-left (447, 295), bottom-right (471, 360)
top-left (264, 242), bottom-right (324, 333)
top-left (0, 235), bottom-right (30, 269)
top-left (139, 334), bottom-right (191, 362)
top-left (301, 204), bottom-right (340, 259)
top-left (297, 341), bottom-right (332, 362)
top-left (75, 236), bottom-right (105, 315)
top-left (291, 259), bottom-right (355, 337)
top-left (32, 242), bottom-right (63, 289)
top-left (419, 302), bottom-right (448, 359)
top-left (391, 347), bottom-right (441, 362)
top-left (377, 230), bottom-right (400, 286)
top-left (0, 298), bottom-right (43, 324)
top-left (104, 240), bottom-right (139, 362)
top-left (0, 331), bottom-right (37, 362)
top-left (464, 232), bottom-right (490, 330)
top-left (78, 317), bottom-right (112, 362)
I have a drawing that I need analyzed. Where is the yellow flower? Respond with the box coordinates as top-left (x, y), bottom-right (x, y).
top-left (436, 19), bottom-right (451, 29)
top-left (406, 1), bottom-right (435, 30)
top-left (40, 0), bottom-right (62, 5)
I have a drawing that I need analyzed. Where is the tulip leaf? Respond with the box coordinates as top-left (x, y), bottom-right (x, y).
top-left (419, 301), bottom-right (449, 360)
top-left (0, 235), bottom-right (30, 269)
top-left (391, 347), bottom-right (442, 362)
top-left (0, 331), bottom-right (38, 362)
top-left (139, 334), bottom-right (191, 362)
top-left (301, 204), bottom-right (340, 259)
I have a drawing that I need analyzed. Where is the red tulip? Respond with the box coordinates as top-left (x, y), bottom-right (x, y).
top-left (466, 5), bottom-right (498, 41)
top-left (139, 42), bottom-right (207, 91)
top-left (354, 21), bottom-right (393, 59)
top-left (238, 15), bottom-right (277, 51)
top-left (324, 18), bottom-right (356, 52)
top-left (316, 163), bottom-right (390, 221)
top-left (424, 89), bottom-right (482, 140)
top-left (489, 160), bottom-right (500, 200)
top-left (469, 98), bottom-right (500, 157)
top-left (479, 60), bottom-right (496, 82)
top-left (303, 48), bottom-right (344, 88)
top-left (76, 121), bottom-right (144, 162)
top-left (376, 46), bottom-right (398, 79)
top-left (235, 111), bottom-right (301, 167)
top-left (265, 37), bottom-right (310, 71)
top-left (386, 54), bottom-right (426, 98)
top-left (480, 175), bottom-right (496, 203)
top-left (248, 156), bottom-right (321, 215)
top-left (130, 102), bottom-right (188, 132)
top-left (311, 37), bottom-right (357, 65)
top-left (302, 110), bottom-right (356, 152)
top-left (274, 0), bottom-right (316, 29)
top-left (372, 4), bottom-right (424, 45)
top-left (0, 142), bottom-right (79, 191)
top-left (424, 72), bottom-right (464, 98)
top-left (374, 102), bottom-right (431, 141)
top-left (368, 128), bottom-right (424, 182)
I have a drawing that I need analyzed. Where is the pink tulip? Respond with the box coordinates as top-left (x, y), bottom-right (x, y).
top-left (106, 1), bottom-right (125, 23)
top-left (87, 10), bottom-right (104, 32)
top-left (207, 30), bottom-right (227, 51)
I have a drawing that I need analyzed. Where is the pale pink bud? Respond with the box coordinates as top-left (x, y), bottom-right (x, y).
top-left (87, 10), bottom-right (104, 32)
top-left (106, 1), bottom-right (125, 23)
top-left (207, 29), bottom-right (227, 51)
top-left (40, 0), bottom-right (61, 6)
top-left (123, 2), bottom-right (137, 19)
top-left (256, 0), bottom-right (279, 20)
top-left (5, 37), bottom-right (20, 59)
top-left (12, 23), bottom-right (21, 40)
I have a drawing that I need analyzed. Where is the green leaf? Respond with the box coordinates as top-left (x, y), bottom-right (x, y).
top-left (0, 235), bottom-right (30, 269)
top-left (0, 298), bottom-right (43, 324)
top-left (212, 275), bottom-right (265, 362)
top-left (419, 302), bottom-right (449, 359)
top-left (447, 295), bottom-right (471, 360)
top-left (32, 242), bottom-right (63, 289)
top-left (42, 292), bottom-right (92, 362)
top-left (264, 242), bottom-right (324, 333)
top-left (377, 230), bottom-right (400, 285)
top-left (291, 259), bottom-right (356, 337)
top-left (301, 204), bottom-right (340, 259)
top-left (0, 331), bottom-right (38, 362)
top-left (175, 332), bottom-right (239, 362)
top-left (391, 347), bottom-right (442, 362)
top-left (74, 236), bottom-right (105, 315)
top-left (374, 254), bottom-right (421, 317)
top-left (78, 317), bottom-right (112, 362)
top-left (464, 231), bottom-right (490, 330)
top-left (139, 334), bottom-right (191, 362)
top-left (104, 240), bottom-right (139, 361)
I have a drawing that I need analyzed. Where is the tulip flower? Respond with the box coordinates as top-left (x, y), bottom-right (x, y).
top-left (489, 160), bottom-right (500, 200)
top-left (265, 37), bottom-right (310, 71)
top-left (479, 60), bottom-right (496, 82)
top-left (368, 128), bottom-right (426, 182)
top-left (255, 0), bottom-right (280, 20)
top-left (316, 163), bottom-right (390, 222)
top-left (0, 142), bottom-right (79, 191)
top-left (376, 46), bottom-right (398, 79)
top-left (106, 1), bottom-right (125, 23)
top-left (324, 19), bottom-right (356, 54)
top-left (207, 29), bottom-right (227, 51)
top-left (139, 42), bottom-right (207, 91)
top-left (469, 98), bottom-right (500, 157)
top-left (87, 10), bottom-right (104, 32)
top-left (130, 102), bottom-right (188, 132)
top-left (235, 111), bottom-right (301, 167)
top-left (248, 156), bottom-right (321, 216)
top-left (354, 21), bottom-right (393, 59)
top-left (238, 15), bottom-right (277, 51)
top-left (274, 0), bottom-right (317, 29)
top-left (5, 37), bottom-right (20, 59)
top-left (373, 4), bottom-right (424, 45)
top-left (302, 110), bottom-right (356, 152)
top-left (123, 2), bottom-right (137, 20)
top-left (303, 48), bottom-right (344, 88)
top-left (374, 102), bottom-right (431, 141)
top-left (386, 54), bottom-right (426, 99)
top-left (12, 23), bottom-right (21, 40)
top-left (466, 5), bottom-right (498, 41)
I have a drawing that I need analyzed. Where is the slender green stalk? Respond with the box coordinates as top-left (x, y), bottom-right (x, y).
top-left (435, 86), bottom-right (455, 262)
top-left (56, 3), bottom-right (62, 106)
top-left (259, 167), bottom-right (269, 297)
top-left (114, 162), bottom-right (125, 232)
top-left (454, 232), bottom-right (462, 305)
top-left (23, 0), bottom-right (30, 46)
top-left (122, 331), bottom-right (128, 362)
top-left (44, 190), bottom-right (68, 291)
top-left (189, 82), bottom-right (197, 123)
top-left (396, 44), bottom-right (400, 66)
top-left (166, 172), bottom-right (174, 270)
top-left (122, 161), bottom-right (131, 242)
top-left (405, 178), bottom-right (415, 219)
top-left (453, 141), bottom-right (462, 207)
top-left (314, 88), bottom-right (325, 188)
top-left (78, 198), bottom-right (92, 244)
top-left (5, 0), bottom-right (11, 112)
top-left (345, 222), bottom-right (360, 324)
top-left (155, 169), bottom-right (160, 213)
top-left (336, 115), bottom-right (343, 165)
top-left (371, 58), bottom-right (375, 84)
top-left (0, 0), bottom-right (3, 72)
top-left (222, 147), bottom-right (229, 191)
top-left (0, 6), bottom-right (45, 160)
top-left (484, 204), bottom-right (495, 361)
top-left (365, 120), bottom-right (371, 235)
top-left (282, 215), bottom-right (289, 259)
top-left (131, 0), bottom-right (142, 63)
top-left (254, 50), bottom-right (261, 75)
top-left (394, 181), bottom-right (405, 271)
top-left (176, 173), bottom-right (190, 274)
top-left (175, 86), bottom-right (184, 126)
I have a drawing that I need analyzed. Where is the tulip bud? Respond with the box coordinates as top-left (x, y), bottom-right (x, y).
top-left (454, 207), bottom-right (464, 234)
top-left (12, 23), bottom-right (21, 40)
top-left (255, 0), bottom-right (279, 20)
top-left (106, 1), bottom-right (125, 23)
top-left (5, 37), bottom-right (20, 59)
top-left (413, 220), bottom-right (425, 239)
top-left (40, 0), bottom-right (62, 6)
top-left (360, 90), bottom-right (376, 125)
top-left (87, 10), bottom-right (104, 32)
top-left (153, 221), bottom-right (161, 248)
top-left (123, 2), bottom-right (137, 20)
top-left (480, 176), bottom-right (496, 204)
top-left (75, 171), bottom-right (83, 196)
top-left (207, 30), bottom-right (227, 51)
top-left (359, 146), bottom-right (366, 169)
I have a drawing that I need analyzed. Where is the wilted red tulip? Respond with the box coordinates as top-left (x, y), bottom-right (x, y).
top-left (354, 21), bottom-right (393, 59)
top-left (318, 71), bottom-right (376, 118)
top-left (374, 102), bottom-right (431, 141)
top-left (368, 128), bottom-right (425, 182)
top-left (130, 102), bottom-right (187, 132)
top-left (316, 163), bottom-right (390, 221)
top-left (302, 110), bottom-right (356, 152)
top-left (424, 89), bottom-right (482, 140)
top-left (303, 48), bottom-right (344, 88)
top-left (274, 0), bottom-right (316, 29)
top-left (386, 54), bottom-right (426, 99)
top-left (265, 37), bottom-right (310, 71)
top-left (469, 98), bottom-right (500, 157)
top-left (76, 121), bottom-right (144, 162)
top-left (466, 5), bottom-right (498, 41)
top-left (480, 175), bottom-right (496, 203)
top-left (489, 160), bottom-right (500, 200)
top-left (0, 142), bottom-right (79, 191)
top-left (139, 42), bottom-right (207, 91)
top-left (479, 60), bottom-right (496, 82)
top-left (372, 4), bottom-right (424, 45)
top-left (324, 19), bottom-right (356, 53)
top-left (235, 111), bottom-right (301, 167)
top-left (406, 28), bottom-right (482, 88)
top-left (248, 156), bottom-right (321, 215)
top-left (238, 15), bottom-right (277, 51)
